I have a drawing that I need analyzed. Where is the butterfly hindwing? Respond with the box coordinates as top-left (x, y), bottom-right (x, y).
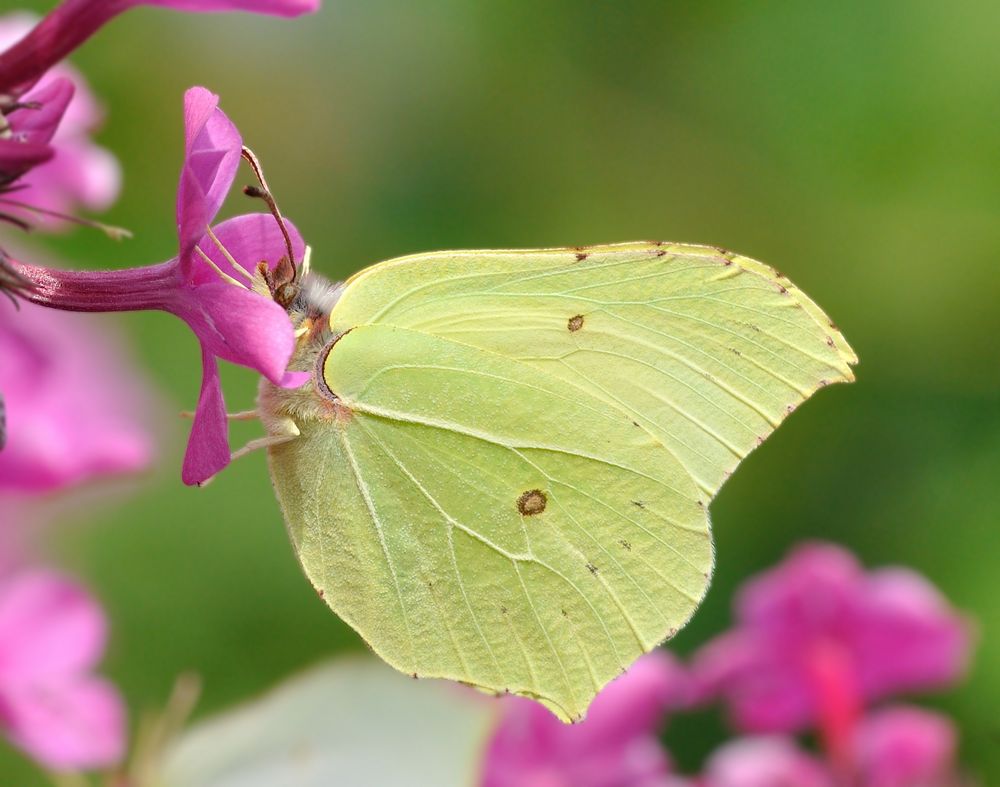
top-left (271, 324), bottom-right (711, 721)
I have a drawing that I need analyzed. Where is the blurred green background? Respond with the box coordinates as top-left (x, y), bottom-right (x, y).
top-left (4, 0), bottom-right (999, 782)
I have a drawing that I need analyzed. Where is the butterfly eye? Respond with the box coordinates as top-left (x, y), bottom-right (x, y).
top-left (274, 281), bottom-right (299, 309)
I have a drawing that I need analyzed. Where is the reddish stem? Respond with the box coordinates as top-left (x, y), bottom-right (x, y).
top-left (8, 257), bottom-right (178, 312)
top-left (0, 0), bottom-right (131, 95)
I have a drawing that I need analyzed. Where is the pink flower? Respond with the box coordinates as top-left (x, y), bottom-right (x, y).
top-left (0, 12), bottom-right (120, 228)
top-left (0, 0), bottom-right (320, 97)
top-left (700, 737), bottom-right (834, 787)
top-left (482, 651), bottom-right (690, 787)
top-left (697, 708), bottom-right (960, 787)
top-left (692, 543), bottom-right (970, 740)
top-left (0, 297), bottom-right (153, 494)
top-left (10, 87), bottom-right (306, 485)
top-left (0, 77), bottom-right (72, 216)
top-left (166, 87), bottom-right (306, 484)
top-left (854, 706), bottom-right (958, 787)
top-left (0, 569), bottom-right (125, 770)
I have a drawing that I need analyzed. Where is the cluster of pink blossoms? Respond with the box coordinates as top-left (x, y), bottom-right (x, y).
top-left (482, 542), bottom-right (973, 787)
top-left (0, 1), bottom-right (979, 784)
top-left (0, 0), bottom-right (318, 773)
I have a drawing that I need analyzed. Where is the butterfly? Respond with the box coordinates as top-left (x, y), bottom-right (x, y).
top-left (256, 241), bottom-right (857, 721)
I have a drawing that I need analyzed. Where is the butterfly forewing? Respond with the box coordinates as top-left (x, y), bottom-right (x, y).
top-left (330, 243), bottom-right (856, 495)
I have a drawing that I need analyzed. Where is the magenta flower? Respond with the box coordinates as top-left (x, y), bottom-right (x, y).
top-left (0, 569), bottom-right (125, 770)
top-left (697, 708), bottom-right (960, 787)
top-left (0, 12), bottom-right (120, 228)
top-left (482, 651), bottom-right (691, 787)
top-left (10, 87), bottom-right (305, 485)
top-left (0, 296), bottom-right (153, 493)
top-left (0, 76), bottom-right (73, 216)
top-left (0, 0), bottom-right (320, 97)
top-left (700, 737), bottom-right (834, 787)
top-left (691, 542), bottom-right (970, 744)
top-left (853, 706), bottom-right (958, 787)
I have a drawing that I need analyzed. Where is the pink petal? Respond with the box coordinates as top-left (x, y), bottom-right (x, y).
top-left (281, 370), bottom-right (312, 388)
top-left (139, 0), bottom-right (320, 15)
top-left (702, 737), bottom-right (834, 787)
top-left (853, 706), bottom-right (957, 787)
top-left (856, 569), bottom-right (970, 698)
top-left (181, 350), bottom-right (230, 486)
top-left (174, 281), bottom-right (297, 385)
top-left (176, 87), bottom-right (242, 267)
top-left (735, 542), bottom-right (861, 626)
top-left (482, 652), bottom-right (681, 787)
top-left (574, 651), bottom-right (691, 749)
top-left (0, 138), bottom-right (52, 176)
top-left (188, 213), bottom-right (306, 286)
top-left (0, 675), bottom-right (125, 770)
top-left (7, 77), bottom-right (75, 146)
top-left (0, 302), bottom-right (155, 494)
top-left (0, 571), bottom-right (106, 681)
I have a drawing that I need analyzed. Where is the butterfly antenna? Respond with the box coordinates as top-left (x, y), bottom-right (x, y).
top-left (241, 146), bottom-right (297, 278)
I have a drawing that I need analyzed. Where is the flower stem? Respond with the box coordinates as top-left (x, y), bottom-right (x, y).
top-left (8, 257), bottom-right (177, 313)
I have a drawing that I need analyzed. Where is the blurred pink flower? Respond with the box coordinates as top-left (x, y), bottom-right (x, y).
top-left (0, 12), bottom-right (120, 228)
top-left (697, 708), bottom-right (960, 787)
top-left (0, 0), bottom-right (320, 97)
top-left (482, 651), bottom-right (691, 787)
top-left (0, 569), bottom-right (125, 770)
top-left (0, 298), bottom-right (153, 494)
top-left (854, 706), bottom-right (958, 787)
top-left (10, 87), bottom-right (306, 485)
top-left (692, 543), bottom-right (970, 743)
top-left (700, 737), bottom-right (834, 787)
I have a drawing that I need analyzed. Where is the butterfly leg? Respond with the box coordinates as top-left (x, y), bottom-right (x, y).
top-left (180, 410), bottom-right (259, 421)
top-left (229, 432), bottom-right (298, 463)
top-left (225, 410), bottom-right (260, 421)
top-left (230, 416), bottom-right (300, 463)
top-left (197, 417), bottom-right (300, 487)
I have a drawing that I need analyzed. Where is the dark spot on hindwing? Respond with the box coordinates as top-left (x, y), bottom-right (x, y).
top-left (575, 252), bottom-right (589, 262)
top-left (517, 489), bottom-right (547, 516)
top-left (568, 314), bottom-right (584, 332)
